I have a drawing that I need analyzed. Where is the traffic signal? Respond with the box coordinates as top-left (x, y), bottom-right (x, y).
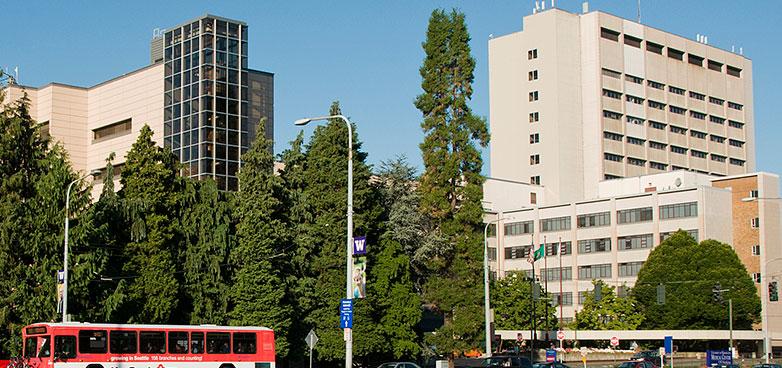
top-left (532, 283), bottom-right (541, 300)
top-left (712, 283), bottom-right (724, 303)
top-left (594, 283), bottom-right (602, 302)
top-left (769, 281), bottom-right (779, 302)
top-left (657, 284), bottom-right (666, 305)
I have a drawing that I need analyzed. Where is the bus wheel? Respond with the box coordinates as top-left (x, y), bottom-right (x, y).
top-left (86, 364), bottom-right (104, 368)
top-left (219, 364), bottom-right (236, 368)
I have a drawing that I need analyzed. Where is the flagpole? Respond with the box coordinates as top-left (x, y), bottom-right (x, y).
top-left (530, 232), bottom-right (536, 362)
top-left (558, 236), bottom-right (564, 350)
top-left (543, 235), bottom-right (549, 344)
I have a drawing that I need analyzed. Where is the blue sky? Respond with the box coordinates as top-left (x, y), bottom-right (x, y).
top-left (2, 1), bottom-right (780, 177)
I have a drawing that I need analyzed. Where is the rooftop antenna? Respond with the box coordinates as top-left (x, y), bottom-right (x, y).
top-left (637, 0), bottom-right (641, 23)
top-left (14, 66), bottom-right (18, 83)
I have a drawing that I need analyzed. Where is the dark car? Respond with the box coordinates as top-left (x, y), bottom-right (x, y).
top-left (481, 355), bottom-right (534, 368)
top-left (753, 364), bottom-right (782, 368)
top-left (377, 362), bottom-right (422, 368)
top-left (618, 361), bottom-right (658, 368)
top-left (533, 362), bottom-right (570, 368)
top-left (631, 350), bottom-right (664, 365)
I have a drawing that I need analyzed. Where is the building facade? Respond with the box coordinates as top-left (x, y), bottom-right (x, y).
top-left (1, 14), bottom-right (273, 192)
top-left (488, 7), bottom-right (754, 204)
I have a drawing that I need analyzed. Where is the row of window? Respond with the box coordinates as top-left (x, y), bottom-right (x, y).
top-left (604, 151), bottom-right (745, 168)
top-left (601, 79), bottom-right (743, 112)
top-left (599, 28), bottom-right (743, 78)
top-left (603, 109), bottom-right (747, 137)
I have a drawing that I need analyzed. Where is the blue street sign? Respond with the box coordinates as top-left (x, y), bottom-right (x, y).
top-left (340, 299), bottom-right (353, 329)
top-left (545, 349), bottom-right (557, 363)
top-left (664, 336), bottom-right (673, 354)
top-left (353, 236), bottom-right (367, 255)
top-left (706, 350), bottom-right (733, 367)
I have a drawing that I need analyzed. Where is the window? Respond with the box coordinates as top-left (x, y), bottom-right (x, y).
top-left (646, 41), bottom-right (663, 54)
top-left (710, 116), bottom-right (725, 125)
top-left (603, 110), bottom-right (622, 120)
top-left (604, 153), bottom-right (623, 162)
top-left (727, 65), bottom-right (742, 78)
top-left (38, 121), bottom-right (50, 140)
top-left (602, 89), bottom-right (622, 99)
top-left (668, 86), bottom-right (685, 95)
top-left (505, 221), bottom-right (534, 236)
top-left (605, 174), bottom-right (622, 180)
top-left (600, 27), bottom-right (620, 41)
top-left (602, 68), bottom-right (621, 79)
top-left (24, 337), bottom-right (38, 358)
top-left (505, 246), bottom-right (531, 260)
top-left (110, 331), bottom-right (137, 354)
top-left (729, 139), bottom-right (745, 148)
top-left (691, 149), bottom-right (706, 158)
top-left (625, 75), bottom-right (643, 84)
top-left (553, 292), bottom-right (574, 306)
top-left (730, 158), bottom-right (745, 166)
top-left (750, 189), bottom-right (759, 198)
top-left (206, 332), bottom-right (231, 354)
top-left (618, 234), bottom-right (653, 251)
top-left (624, 34), bottom-right (642, 48)
top-left (530, 192), bottom-right (537, 204)
top-left (233, 333), bottom-right (256, 354)
top-left (649, 141), bottom-right (667, 150)
top-left (711, 154), bottom-right (726, 163)
top-left (626, 115), bottom-right (644, 125)
top-left (753, 273), bottom-right (762, 283)
top-left (690, 130), bottom-right (707, 139)
top-left (530, 154), bottom-right (540, 165)
top-left (530, 133), bottom-right (540, 144)
top-left (649, 100), bottom-right (666, 110)
top-left (577, 212), bottom-right (610, 228)
top-left (650, 162), bottom-right (668, 170)
top-left (690, 111), bottom-right (707, 121)
top-left (546, 241), bottom-right (572, 256)
top-left (626, 95), bottom-right (644, 104)
top-left (671, 145), bottom-right (687, 155)
top-left (660, 202), bottom-right (698, 219)
top-left (579, 264), bottom-right (612, 279)
top-left (140, 331), bottom-right (166, 354)
top-left (619, 261), bottom-right (645, 277)
top-left (604, 131), bottom-right (623, 141)
top-left (668, 48), bottom-right (684, 61)
top-left (530, 176), bottom-right (541, 185)
top-left (541, 267), bottom-right (573, 282)
top-left (627, 157), bottom-right (646, 166)
top-left (729, 120), bottom-right (744, 129)
top-left (751, 217), bottom-right (760, 228)
top-left (617, 207), bottom-right (653, 224)
top-left (708, 60), bottom-right (723, 72)
top-left (752, 244), bottom-right (761, 256)
top-left (670, 125), bottom-right (687, 135)
top-left (709, 96), bottom-right (725, 105)
top-left (669, 105), bottom-right (686, 115)
top-left (191, 332), bottom-right (204, 354)
top-left (529, 91), bottom-right (539, 102)
top-left (649, 121), bottom-right (666, 130)
top-left (54, 336), bottom-right (77, 359)
top-left (647, 80), bottom-right (665, 89)
top-left (688, 54), bottom-right (704, 67)
top-left (578, 238), bottom-right (611, 254)
top-left (93, 118), bottom-right (132, 143)
top-left (689, 91), bottom-right (705, 100)
top-left (540, 216), bottom-right (570, 232)
top-left (627, 136), bottom-right (645, 146)
top-left (169, 332), bottom-right (189, 354)
top-left (529, 112), bottom-right (540, 123)
top-left (728, 102), bottom-right (744, 110)
top-left (661, 229), bottom-right (698, 242)
top-left (528, 49), bottom-right (538, 59)
top-left (79, 330), bottom-right (108, 354)
top-left (529, 70), bottom-right (539, 81)
top-left (488, 247), bottom-right (497, 261)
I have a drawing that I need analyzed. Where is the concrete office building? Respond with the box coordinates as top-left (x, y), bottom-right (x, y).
top-left (1, 14), bottom-right (273, 192)
top-left (488, 5), bottom-right (754, 204)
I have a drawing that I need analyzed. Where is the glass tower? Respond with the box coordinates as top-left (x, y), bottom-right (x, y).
top-left (163, 15), bottom-right (254, 191)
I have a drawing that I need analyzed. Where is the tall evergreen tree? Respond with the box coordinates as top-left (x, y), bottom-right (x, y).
top-left (228, 121), bottom-right (294, 358)
top-left (414, 9), bottom-right (489, 356)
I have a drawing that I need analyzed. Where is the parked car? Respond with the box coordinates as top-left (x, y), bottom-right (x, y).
top-left (753, 364), bottom-right (782, 368)
top-left (618, 360), bottom-right (658, 368)
top-left (377, 362), bottom-right (422, 368)
top-left (533, 362), bottom-right (571, 368)
top-left (481, 355), bottom-right (534, 368)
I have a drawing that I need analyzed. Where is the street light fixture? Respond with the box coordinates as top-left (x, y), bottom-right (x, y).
top-left (62, 169), bottom-right (101, 322)
top-left (294, 114), bottom-right (354, 368)
top-left (483, 217), bottom-right (508, 357)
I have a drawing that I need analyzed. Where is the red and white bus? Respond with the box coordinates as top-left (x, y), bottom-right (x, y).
top-left (18, 322), bottom-right (275, 368)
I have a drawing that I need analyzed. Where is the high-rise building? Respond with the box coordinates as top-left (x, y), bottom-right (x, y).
top-left (488, 7), bottom-right (754, 204)
top-left (1, 14), bottom-right (273, 192)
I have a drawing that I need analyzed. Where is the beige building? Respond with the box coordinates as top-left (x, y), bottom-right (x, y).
top-left (1, 14), bottom-right (274, 193)
top-left (488, 6), bottom-right (754, 204)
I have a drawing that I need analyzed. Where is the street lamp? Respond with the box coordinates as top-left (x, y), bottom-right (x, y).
top-left (294, 115), bottom-right (354, 368)
top-left (484, 217), bottom-right (508, 357)
top-left (62, 169), bottom-right (101, 322)
top-left (741, 196), bottom-right (781, 363)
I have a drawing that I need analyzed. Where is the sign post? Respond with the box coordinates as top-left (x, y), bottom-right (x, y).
top-left (664, 336), bottom-right (674, 368)
top-left (340, 299), bottom-right (354, 330)
top-left (706, 350), bottom-right (733, 367)
top-left (305, 329), bottom-right (319, 368)
top-left (610, 336), bottom-right (619, 348)
top-left (546, 349), bottom-right (557, 363)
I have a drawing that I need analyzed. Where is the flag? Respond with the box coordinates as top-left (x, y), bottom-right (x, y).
top-left (527, 244), bottom-right (545, 263)
top-left (560, 241), bottom-right (567, 255)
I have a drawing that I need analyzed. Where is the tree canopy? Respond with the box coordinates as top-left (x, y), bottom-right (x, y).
top-left (575, 280), bottom-right (644, 330)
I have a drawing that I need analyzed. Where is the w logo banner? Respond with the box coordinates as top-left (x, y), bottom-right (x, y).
top-left (353, 236), bottom-right (367, 255)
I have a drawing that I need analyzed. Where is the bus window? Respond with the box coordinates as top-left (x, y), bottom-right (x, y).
top-left (39, 336), bottom-right (51, 357)
top-left (78, 330), bottom-right (107, 354)
top-left (54, 336), bottom-right (77, 359)
top-left (206, 332), bottom-right (230, 354)
top-left (140, 332), bottom-right (166, 354)
top-left (24, 337), bottom-right (37, 358)
top-left (168, 332), bottom-right (188, 354)
top-left (110, 331), bottom-right (137, 354)
top-left (190, 332), bottom-right (204, 354)
top-left (232, 333), bottom-right (256, 354)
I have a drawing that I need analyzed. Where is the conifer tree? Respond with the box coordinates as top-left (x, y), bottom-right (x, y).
top-left (414, 9), bottom-right (489, 356)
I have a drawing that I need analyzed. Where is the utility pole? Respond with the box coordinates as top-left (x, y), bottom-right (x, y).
top-left (729, 298), bottom-right (733, 354)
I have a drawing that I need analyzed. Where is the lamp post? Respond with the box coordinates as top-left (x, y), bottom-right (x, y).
top-left (741, 196), bottom-right (782, 363)
top-left (62, 169), bottom-right (101, 322)
top-left (295, 115), bottom-right (354, 368)
top-left (484, 217), bottom-right (507, 357)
